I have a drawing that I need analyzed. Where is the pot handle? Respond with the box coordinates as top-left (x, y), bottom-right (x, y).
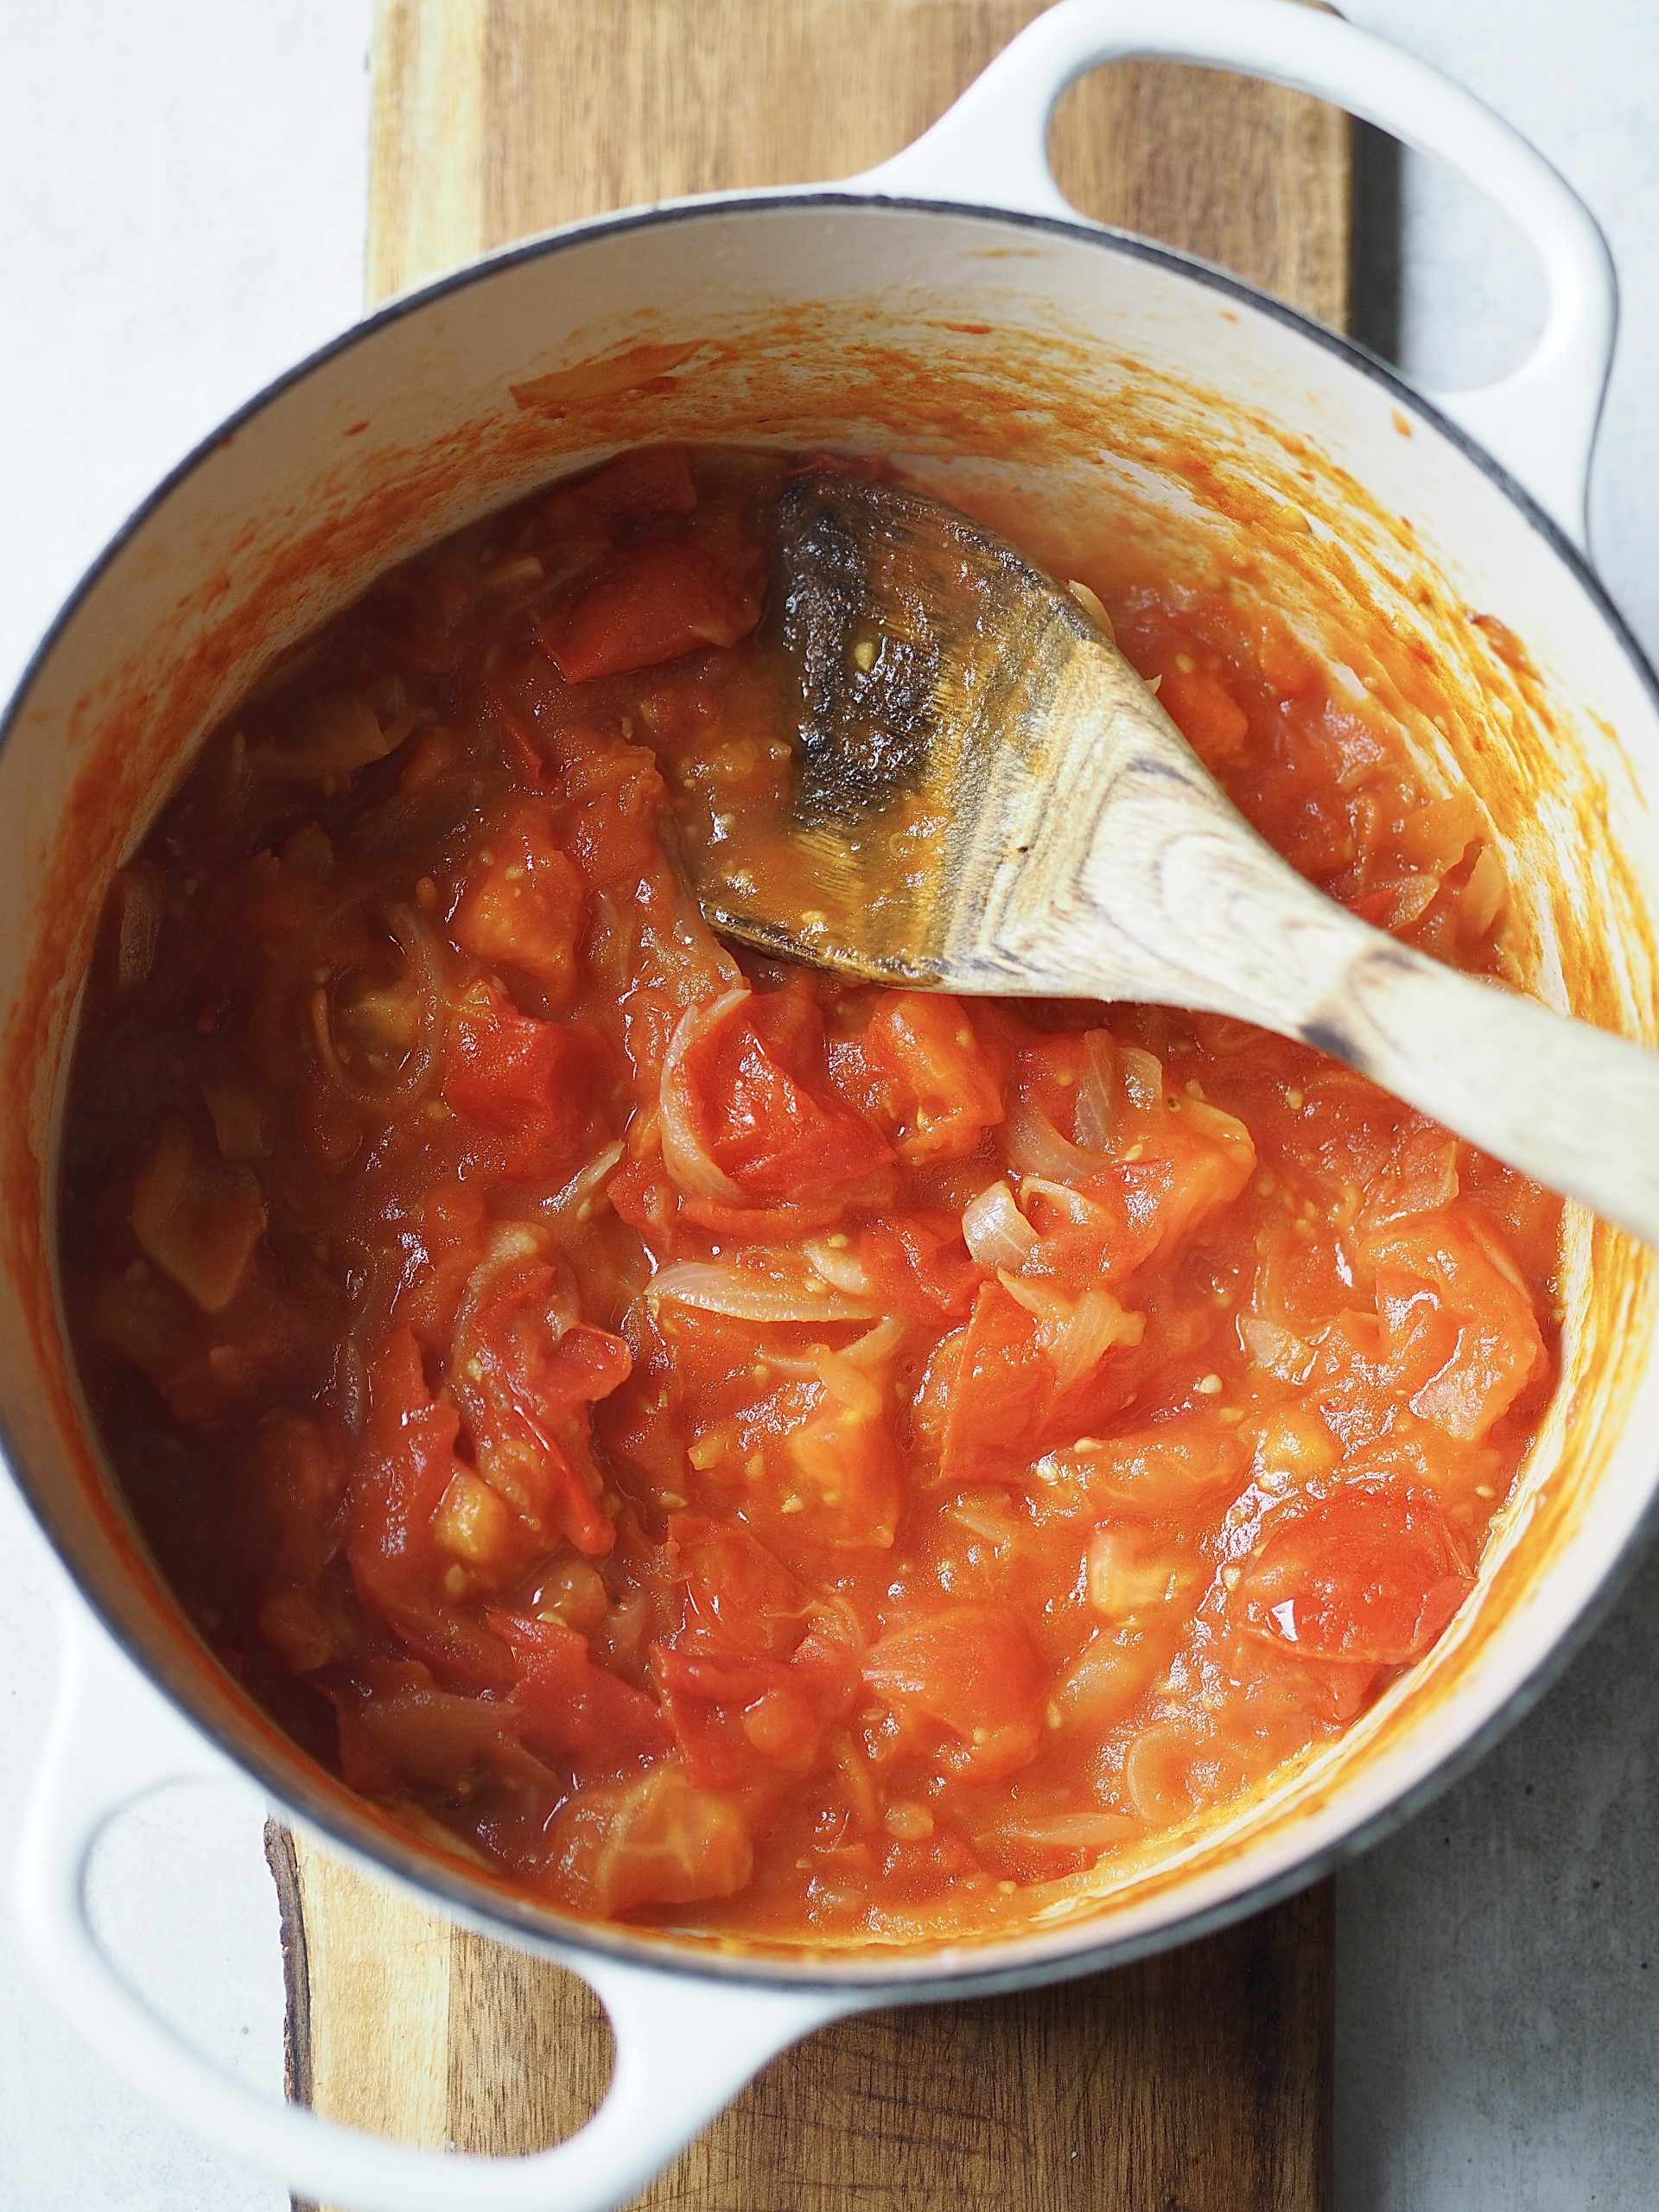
top-left (855, 0), bottom-right (1615, 548)
top-left (16, 1602), bottom-right (852, 2212)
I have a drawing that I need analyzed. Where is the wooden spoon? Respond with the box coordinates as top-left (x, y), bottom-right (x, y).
top-left (693, 472), bottom-right (1659, 1245)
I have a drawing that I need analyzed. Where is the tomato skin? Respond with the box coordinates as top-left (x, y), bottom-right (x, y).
top-left (863, 1605), bottom-right (1046, 1782)
top-left (489, 1609), bottom-right (674, 1773)
top-left (919, 1281), bottom-right (1049, 1485)
top-left (669, 1513), bottom-right (810, 1656)
top-left (688, 986), bottom-right (893, 1203)
top-left (539, 521), bottom-right (766, 682)
top-left (1231, 1480), bottom-right (1473, 1667)
top-left (451, 800), bottom-right (588, 1004)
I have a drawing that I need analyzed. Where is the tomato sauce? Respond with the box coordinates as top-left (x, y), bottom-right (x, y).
top-left (59, 443), bottom-right (1560, 1942)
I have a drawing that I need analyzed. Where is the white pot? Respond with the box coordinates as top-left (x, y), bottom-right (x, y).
top-left (5, 5), bottom-right (1656, 2208)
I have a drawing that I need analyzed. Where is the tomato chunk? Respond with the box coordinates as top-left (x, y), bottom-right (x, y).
top-left (489, 1610), bottom-right (673, 1773)
top-left (539, 521), bottom-right (766, 682)
top-left (1231, 1481), bottom-right (1473, 1666)
top-left (863, 1605), bottom-right (1046, 1781)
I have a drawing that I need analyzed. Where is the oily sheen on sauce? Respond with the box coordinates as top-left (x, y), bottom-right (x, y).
top-left (59, 443), bottom-right (1560, 1945)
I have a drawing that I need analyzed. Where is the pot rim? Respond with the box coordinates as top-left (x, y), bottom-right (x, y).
top-left (8, 185), bottom-right (1659, 1994)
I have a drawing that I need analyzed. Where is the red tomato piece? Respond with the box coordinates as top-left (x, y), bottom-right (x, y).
top-left (452, 1255), bottom-right (632, 1557)
top-left (543, 443), bottom-right (698, 532)
top-left (921, 1279), bottom-right (1051, 1485)
top-left (652, 1633), bottom-right (854, 1788)
top-left (489, 1610), bottom-right (673, 1773)
top-left (546, 1764), bottom-right (753, 1916)
top-left (441, 983), bottom-right (595, 1179)
top-left (450, 801), bottom-right (588, 1004)
top-left (862, 1605), bottom-right (1046, 1782)
top-left (343, 1329), bottom-right (514, 1691)
top-left (1155, 658), bottom-right (1251, 762)
top-left (669, 1513), bottom-right (811, 1656)
top-left (1232, 1480), bottom-right (1474, 1667)
top-left (837, 993), bottom-right (1004, 1164)
top-left (539, 523), bottom-right (766, 683)
top-left (864, 1211), bottom-right (982, 1323)
top-left (693, 987), bottom-right (893, 1203)
top-left (1366, 1211), bottom-right (1548, 1440)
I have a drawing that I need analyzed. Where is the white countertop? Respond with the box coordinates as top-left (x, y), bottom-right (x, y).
top-left (3, 3), bottom-right (1657, 2205)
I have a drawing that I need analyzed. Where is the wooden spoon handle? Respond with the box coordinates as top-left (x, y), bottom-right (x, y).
top-left (1290, 929), bottom-right (1659, 1243)
top-left (1020, 691), bottom-right (1659, 1243)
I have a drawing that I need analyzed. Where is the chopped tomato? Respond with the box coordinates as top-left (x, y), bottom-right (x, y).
top-left (670, 1513), bottom-right (811, 1656)
top-left (863, 1605), bottom-right (1046, 1781)
top-left (918, 1279), bottom-right (1050, 1485)
top-left (67, 438), bottom-right (1561, 1950)
top-left (686, 985), bottom-right (893, 1202)
top-left (836, 993), bottom-right (1004, 1164)
top-left (539, 519), bottom-right (766, 682)
top-left (450, 800), bottom-right (588, 1004)
top-left (543, 443), bottom-right (699, 532)
top-left (1367, 1211), bottom-right (1548, 1440)
top-left (489, 1610), bottom-right (673, 1772)
top-left (548, 1764), bottom-right (753, 1915)
top-left (1231, 1481), bottom-right (1473, 1666)
top-left (441, 982), bottom-right (597, 1178)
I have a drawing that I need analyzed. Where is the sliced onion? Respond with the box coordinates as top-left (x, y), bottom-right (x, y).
top-left (1239, 1314), bottom-right (1313, 1382)
top-left (1074, 1031), bottom-right (1117, 1151)
top-left (646, 1256), bottom-right (874, 1324)
top-left (543, 1141), bottom-right (626, 1219)
top-left (1065, 580), bottom-right (1116, 643)
top-left (1018, 1176), bottom-right (1109, 1229)
top-left (762, 1315), bottom-right (906, 1382)
top-left (800, 1236), bottom-right (873, 1297)
top-left (1002, 1090), bottom-right (1101, 1184)
top-left (981, 1809), bottom-right (1144, 1853)
top-left (251, 692), bottom-right (391, 784)
top-left (111, 864), bottom-right (163, 1000)
top-left (1118, 1046), bottom-right (1165, 1114)
top-left (1000, 1273), bottom-right (1145, 1390)
top-left (658, 988), bottom-right (748, 1202)
top-left (310, 902), bottom-right (444, 1109)
top-left (962, 1181), bottom-right (1038, 1271)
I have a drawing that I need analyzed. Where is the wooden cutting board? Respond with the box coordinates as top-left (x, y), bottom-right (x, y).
top-left (275, 5), bottom-right (1351, 2206)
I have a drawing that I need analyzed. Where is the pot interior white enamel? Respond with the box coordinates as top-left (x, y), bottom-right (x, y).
top-left (4, 195), bottom-right (1658, 1987)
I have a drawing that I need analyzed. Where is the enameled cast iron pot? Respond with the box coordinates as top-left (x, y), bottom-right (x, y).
top-left (7, 5), bottom-right (1658, 2206)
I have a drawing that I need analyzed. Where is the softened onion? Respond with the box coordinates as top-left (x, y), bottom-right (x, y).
top-left (111, 863), bottom-right (164, 1000)
top-left (658, 988), bottom-right (748, 1202)
top-left (1002, 1090), bottom-right (1100, 1184)
top-left (1000, 1273), bottom-right (1144, 1390)
top-left (251, 692), bottom-right (392, 784)
top-left (544, 1141), bottom-right (626, 1219)
top-left (1073, 1031), bottom-right (1118, 1150)
top-left (310, 901), bottom-right (444, 1109)
top-left (981, 1808), bottom-right (1144, 1854)
top-left (961, 1181), bottom-right (1038, 1271)
top-left (646, 1255), bottom-right (874, 1324)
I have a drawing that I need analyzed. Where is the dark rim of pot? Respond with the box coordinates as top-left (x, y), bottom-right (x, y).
top-left (5, 188), bottom-right (1659, 1996)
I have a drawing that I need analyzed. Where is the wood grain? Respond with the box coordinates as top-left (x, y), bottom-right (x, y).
top-left (367, 0), bottom-right (1350, 327)
top-left (283, 5), bottom-right (1351, 2207)
top-left (279, 1820), bottom-right (1330, 2209)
